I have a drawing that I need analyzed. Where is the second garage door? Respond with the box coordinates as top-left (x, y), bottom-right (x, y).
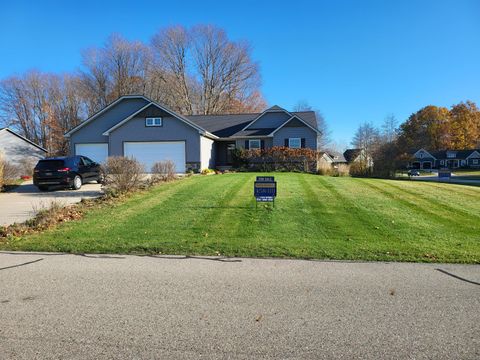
top-left (123, 141), bottom-right (186, 173)
top-left (75, 143), bottom-right (108, 163)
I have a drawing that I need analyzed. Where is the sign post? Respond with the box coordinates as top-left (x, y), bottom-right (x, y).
top-left (254, 176), bottom-right (277, 208)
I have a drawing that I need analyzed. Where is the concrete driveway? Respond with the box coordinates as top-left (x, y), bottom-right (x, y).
top-left (0, 253), bottom-right (478, 359)
top-left (0, 181), bottom-right (103, 226)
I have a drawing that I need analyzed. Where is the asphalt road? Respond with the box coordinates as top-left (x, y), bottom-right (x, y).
top-left (0, 253), bottom-right (479, 359)
top-left (0, 181), bottom-right (103, 226)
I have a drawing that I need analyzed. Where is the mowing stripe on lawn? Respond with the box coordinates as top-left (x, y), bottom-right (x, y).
top-left (377, 180), bottom-right (480, 224)
top-left (314, 176), bottom-right (404, 241)
top-left (356, 179), bottom-right (468, 228)
top-left (414, 181), bottom-right (480, 197)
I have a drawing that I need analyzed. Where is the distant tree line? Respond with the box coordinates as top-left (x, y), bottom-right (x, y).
top-left (0, 25), bottom-right (265, 155)
top-left (351, 101), bottom-right (480, 177)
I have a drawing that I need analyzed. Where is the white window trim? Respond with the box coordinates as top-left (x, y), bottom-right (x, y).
top-left (288, 138), bottom-right (301, 149)
top-left (146, 117), bottom-right (163, 127)
top-left (248, 139), bottom-right (261, 149)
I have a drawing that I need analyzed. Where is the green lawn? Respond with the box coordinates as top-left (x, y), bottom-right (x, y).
top-left (2, 173), bottom-right (479, 263)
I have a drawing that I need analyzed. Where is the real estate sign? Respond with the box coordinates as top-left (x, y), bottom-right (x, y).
top-left (254, 176), bottom-right (277, 204)
top-left (438, 170), bottom-right (451, 178)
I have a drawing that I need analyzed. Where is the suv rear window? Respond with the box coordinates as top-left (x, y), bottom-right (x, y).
top-left (36, 160), bottom-right (65, 170)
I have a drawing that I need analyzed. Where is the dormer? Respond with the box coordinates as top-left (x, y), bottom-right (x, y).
top-left (242, 105), bottom-right (292, 130)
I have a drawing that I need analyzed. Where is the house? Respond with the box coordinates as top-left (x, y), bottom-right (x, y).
top-left (0, 128), bottom-right (47, 169)
top-left (343, 148), bottom-right (373, 167)
top-left (328, 151), bottom-right (347, 166)
top-left (410, 148), bottom-right (480, 169)
top-left (65, 95), bottom-right (321, 173)
top-left (317, 152), bottom-right (334, 166)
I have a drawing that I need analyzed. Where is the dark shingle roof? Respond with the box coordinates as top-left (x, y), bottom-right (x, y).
top-left (186, 111), bottom-right (317, 137)
top-left (343, 149), bottom-right (362, 163)
top-left (328, 152), bottom-right (347, 163)
top-left (430, 149), bottom-right (480, 159)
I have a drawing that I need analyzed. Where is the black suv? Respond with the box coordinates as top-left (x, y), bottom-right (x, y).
top-left (33, 156), bottom-right (102, 191)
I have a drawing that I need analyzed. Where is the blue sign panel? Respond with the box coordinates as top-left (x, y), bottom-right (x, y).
top-left (438, 170), bottom-right (451, 178)
top-left (254, 177), bottom-right (276, 204)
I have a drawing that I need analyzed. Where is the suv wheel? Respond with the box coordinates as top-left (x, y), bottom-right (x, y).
top-left (72, 175), bottom-right (82, 190)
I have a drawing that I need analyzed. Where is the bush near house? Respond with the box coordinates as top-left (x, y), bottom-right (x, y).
top-left (151, 160), bottom-right (176, 183)
top-left (232, 146), bottom-right (318, 172)
top-left (101, 156), bottom-right (145, 195)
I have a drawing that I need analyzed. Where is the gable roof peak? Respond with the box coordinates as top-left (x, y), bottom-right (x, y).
top-left (266, 105), bottom-right (286, 111)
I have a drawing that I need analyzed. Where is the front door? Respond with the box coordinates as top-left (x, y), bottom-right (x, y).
top-left (226, 143), bottom-right (236, 165)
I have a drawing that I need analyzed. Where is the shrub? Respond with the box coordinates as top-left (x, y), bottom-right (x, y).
top-left (201, 168), bottom-right (215, 175)
top-left (101, 156), bottom-right (145, 195)
top-left (334, 164), bottom-right (350, 177)
top-left (2, 161), bottom-right (21, 182)
top-left (317, 161), bottom-right (333, 176)
top-left (18, 157), bottom-right (36, 177)
top-left (151, 160), bottom-right (176, 183)
top-left (232, 146), bottom-right (319, 173)
top-left (349, 161), bottom-right (372, 177)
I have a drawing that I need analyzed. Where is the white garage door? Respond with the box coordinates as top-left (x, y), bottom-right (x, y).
top-left (123, 141), bottom-right (185, 173)
top-left (75, 143), bottom-right (108, 163)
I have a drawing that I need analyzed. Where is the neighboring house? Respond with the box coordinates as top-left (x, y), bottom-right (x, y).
top-left (328, 152), bottom-right (347, 166)
top-left (343, 148), bottom-right (373, 167)
top-left (65, 95), bottom-right (321, 173)
top-left (410, 148), bottom-right (480, 169)
top-left (318, 152), bottom-right (334, 167)
top-left (0, 128), bottom-right (47, 168)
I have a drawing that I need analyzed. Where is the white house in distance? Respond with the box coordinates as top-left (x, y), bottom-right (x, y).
top-left (0, 128), bottom-right (47, 169)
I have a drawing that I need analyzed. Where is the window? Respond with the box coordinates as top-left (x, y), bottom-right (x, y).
top-left (146, 117), bottom-right (162, 127)
top-left (288, 138), bottom-right (301, 149)
top-left (419, 152), bottom-right (423, 158)
top-left (473, 159), bottom-right (479, 165)
top-left (81, 157), bottom-right (94, 166)
top-left (248, 139), bottom-right (261, 149)
top-left (461, 160), bottom-right (466, 166)
top-left (447, 151), bottom-right (456, 158)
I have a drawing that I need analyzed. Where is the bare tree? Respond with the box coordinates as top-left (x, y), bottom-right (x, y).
top-left (381, 114), bottom-right (399, 143)
top-left (293, 100), bottom-right (331, 149)
top-left (351, 122), bottom-right (380, 157)
top-left (79, 34), bottom-right (152, 114)
top-left (151, 26), bottom-right (195, 114)
top-left (191, 25), bottom-right (261, 114)
top-left (0, 71), bottom-right (84, 155)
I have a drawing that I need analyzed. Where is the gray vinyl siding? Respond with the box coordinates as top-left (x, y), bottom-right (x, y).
top-left (0, 130), bottom-right (46, 166)
top-left (69, 97), bottom-right (149, 155)
top-left (273, 126), bottom-right (318, 150)
top-left (247, 112), bottom-right (290, 129)
top-left (109, 115), bottom-right (201, 163)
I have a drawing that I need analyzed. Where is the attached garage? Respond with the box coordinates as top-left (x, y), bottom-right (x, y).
top-left (75, 143), bottom-right (108, 163)
top-left (123, 141), bottom-right (186, 173)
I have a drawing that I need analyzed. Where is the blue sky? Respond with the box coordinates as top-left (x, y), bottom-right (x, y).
top-left (1, 0), bottom-right (479, 145)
